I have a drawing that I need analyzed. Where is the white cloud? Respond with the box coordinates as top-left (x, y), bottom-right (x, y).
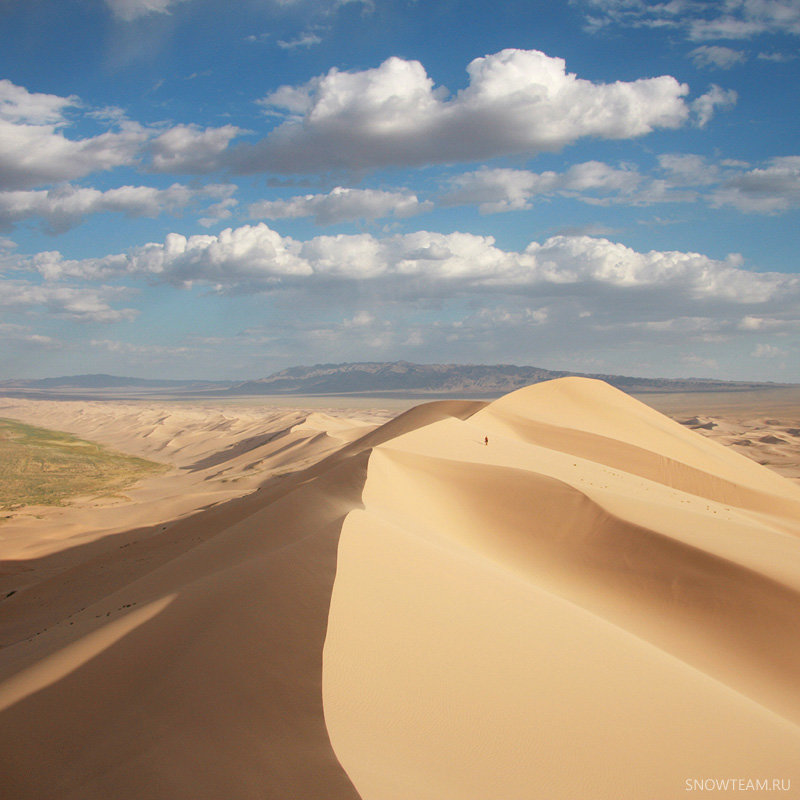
top-left (626, 152), bottom-right (800, 213)
top-left (277, 32), bottom-right (323, 49)
top-left (689, 45), bottom-right (747, 69)
top-left (0, 79), bottom-right (77, 125)
top-left (0, 81), bottom-right (148, 191)
top-left (757, 50), bottom-right (797, 61)
top-left (10, 222), bottom-right (797, 374)
top-left (20, 223), bottom-right (796, 308)
top-left (237, 49), bottom-right (690, 173)
top-left (148, 124), bottom-right (243, 173)
top-left (657, 153), bottom-right (719, 185)
top-left (580, 0), bottom-right (800, 39)
top-left (0, 323), bottom-right (59, 348)
top-left (198, 196), bottom-right (238, 228)
top-left (90, 338), bottom-right (193, 356)
top-left (738, 314), bottom-right (800, 331)
top-left (343, 311), bottom-right (377, 327)
top-left (691, 84), bottom-right (738, 127)
top-left (751, 344), bottom-right (786, 358)
top-left (0, 81), bottom-right (243, 191)
top-left (441, 153), bottom-right (800, 215)
top-left (689, 0), bottom-right (800, 39)
top-left (249, 186), bottom-right (432, 224)
top-left (104, 0), bottom-right (190, 21)
top-left (0, 119), bottom-right (148, 191)
top-left (580, 0), bottom-right (688, 30)
top-left (712, 156), bottom-right (800, 212)
top-left (441, 162), bottom-right (641, 213)
top-left (0, 280), bottom-right (138, 322)
top-left (0, 182), bottom-right (236, 233)
top-left (107, 0), bottom-right (372, 22)
top-left (442, 168), bottom-right (551, 213)
top-left (752, 343), bottom-right (785, 357)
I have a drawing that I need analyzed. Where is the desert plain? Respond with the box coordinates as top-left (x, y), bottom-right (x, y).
top-left (1, 379), bottom-right (799, 799)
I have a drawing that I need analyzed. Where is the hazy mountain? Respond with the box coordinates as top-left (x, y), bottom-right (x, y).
top-left (0, 375), bottom-right (234, 391)
top-left (2, 364), bottom-right (790, 399)
top-left (227, 361), bottom-right (789, 396)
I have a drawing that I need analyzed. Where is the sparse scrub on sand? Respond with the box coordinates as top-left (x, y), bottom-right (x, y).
top-left (0, 418), bottom-right (165, 511)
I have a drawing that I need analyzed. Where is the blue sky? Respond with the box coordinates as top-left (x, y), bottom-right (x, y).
top-left (0, 0), bottom-right (798, 381)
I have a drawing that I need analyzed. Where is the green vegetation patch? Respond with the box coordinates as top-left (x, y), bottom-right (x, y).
top-left (0, 418), bottom-right (166, 510)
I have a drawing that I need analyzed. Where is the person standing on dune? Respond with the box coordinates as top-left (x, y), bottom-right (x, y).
top-left (484, 436), bottom-right (488, 446)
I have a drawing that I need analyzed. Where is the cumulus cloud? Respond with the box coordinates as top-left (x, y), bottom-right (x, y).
top-left (249, 186), bottom-right (432, 224)
top-left (0, 81), bottom-right (243, 191)
top-left (198, 196), bottom-right (238, 228)
top-left (148, 124), bottom-right (243, 173)
top-left (689, 45), bottom-right (747, 69)
top-left (0, 80), bottom-right (148, 191)
top-left (621, 152), bottom-right (800, 212)
top-left (234, 49), bottom-right (691, 173)
top-left (0, 119), bottom-right (148, 191)
top-left (712, 156), bottom-right (800, 212)
top-left (0, 182), bottom-right (236, 233)
top-left (441, 162), bottom-right (642, 213)
top-left (11, 222), bottom-right (797, 374)
top-left (0, 79), bottom-right (76, 125)
top-left (20, 223), bottom-right (796, 308)
top-left (440, 153), bottom-right (800, 214)
top-left (691, 84), bottom-right (737, 127)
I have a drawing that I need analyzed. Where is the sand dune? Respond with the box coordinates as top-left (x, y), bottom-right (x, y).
top-left (642, 388), bottom-right (800, 485)
top-left (2, 379), bottom-right (800, 798)
top-left (0, 398), bottom-right (392, 562)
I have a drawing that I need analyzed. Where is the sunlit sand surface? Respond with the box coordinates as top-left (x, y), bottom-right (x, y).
top-left (1, 380), bottom-right (798, 799)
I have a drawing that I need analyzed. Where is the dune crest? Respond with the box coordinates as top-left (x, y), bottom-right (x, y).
top-left (324, 378), bottom-right (800, 800)
top-left (2, 380), bottom-right (799, 799)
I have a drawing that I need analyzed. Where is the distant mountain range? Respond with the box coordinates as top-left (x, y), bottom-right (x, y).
top-left (1, 363), bottom-right (793, 398)
top-left (0, 374), bottom-right (204, 389)
top-left (226, 361), bottom-right (790, 396)
top-left (0, 374), bottom-right (232, 394)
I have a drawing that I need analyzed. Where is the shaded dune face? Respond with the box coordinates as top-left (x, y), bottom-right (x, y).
top-left (2, 380), bottom-right (800, 799)
top-left (0, 456), bottom-right (367, 800)
top-left (323, 378), bottom-right (800, 800)
top-left (0, 398), bottom-right (481, 799)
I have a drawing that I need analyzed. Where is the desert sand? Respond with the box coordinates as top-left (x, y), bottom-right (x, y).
top-left (642, 387), bottom-right (800, 485)
top-left (1, 379), bottom-right (799, 799)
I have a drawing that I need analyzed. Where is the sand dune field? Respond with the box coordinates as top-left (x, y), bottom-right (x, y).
top-left (1, 380), bottom-right (799, 799)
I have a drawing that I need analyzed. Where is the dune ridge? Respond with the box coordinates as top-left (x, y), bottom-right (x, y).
top-left (0, 395), bottom-right (480, 798)
top-left (323, 378), bottom-right (800, 799)
top-left (1, 379), bottom-right (799, 799)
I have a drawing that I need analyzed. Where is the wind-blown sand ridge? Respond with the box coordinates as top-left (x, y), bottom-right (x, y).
top-left (1, 378), bottom-right (799, 799)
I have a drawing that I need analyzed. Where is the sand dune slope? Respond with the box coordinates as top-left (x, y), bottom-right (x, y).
top-left (324, 378), bottom-right (800, 800)
top-left (2, 380), bottom-right (800, 799)
top-left (0, 398), bottom-right (478, 798)
top-left (0, 399), bottom-right (391, 565)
